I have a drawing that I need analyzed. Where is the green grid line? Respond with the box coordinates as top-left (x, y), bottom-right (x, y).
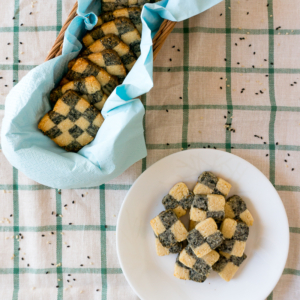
top-left (0, 64), bottom-right (37, 70)
top-left (141, 94), bottom-right (147, 173)
top-left (172, 27), bottom-right (300, 35)
top-left (0, 268), bottom-right (122, 275)
top-left (181, 20), bottom-right (190, 150)
top-left (100, 185), bottom-right (108, 300)
top-left (0, 184), bottom-right (131, 191)
top-left (290, 227), bottom-right (300, 234)
top-left (12, 1), bottom-right (20, 299)
top-left (268, 2), bottom-right (277, 187)
top-left (0, 26), bottom-right (59, 33)
top-left (56, 190), bottom-right (63, 299)
top-left (144, 104), bottom-right (300, 112)
top-left (225, 0), bottom-right (232, 153)
top-left (153, 66), bottom-right (300, 74)
top-left (0, 225), bottom-right (116, 232)
top-left (283, 268), bottom-right (300, 276)
top-left (56, 0), bottom-right (63, 34)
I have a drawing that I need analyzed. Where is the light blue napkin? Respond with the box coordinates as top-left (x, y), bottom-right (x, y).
top-left (1, 0), bottom-right (222, 189)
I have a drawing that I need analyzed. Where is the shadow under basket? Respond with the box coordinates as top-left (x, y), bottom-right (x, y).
top-left (45, 2), bottom-right (176, 62)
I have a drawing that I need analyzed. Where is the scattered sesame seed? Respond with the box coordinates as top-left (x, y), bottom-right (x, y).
top-left (235, 43), bottom-right (237, 46)
top-left (166, 109), bottom-right (168, 112)
top-left (220, 13), bottom-right (222, 16)
top-left (169, 58), bottom-right (172, 61)
top-left (224, 116), bottom-right (226, 119)
top-left (247, 12), bottom-right (249, 15)
top-left (20, 23), bottom-right (23, 26)
top-left (168, 69), bottom-right (170, 72)
top-left (166, 143), bottom-right (169, 146)
top-left (179, 97), bottom-right (182, 99)
top-left (288, 153), bottom-right (290, 156)
top-left (266, 154), bottom-right (269, 157)
top-left (56, 286), bottom-right (59, 288)
top-left (73, 279), bottom-right (76, 281)
top-left (46, 271), bottom-right (49, 274)
top-left (67, 246), bottom-right (70, 248)
top-left (276, 142), bottom-right (279, 145)
top-left (27, 264), bottom-right (30, 267)
top-left (69, 223), bottom-right (72, 225)
top-left (13, 17), bottom-right (15, 20)
top-left (177, 49), bottom-right (180, 52)
top-left (30, 12), bottom-right (32, 15)
top-left (224, 58), bottom-right (227, 61)
top-left (96, 289), bottom-right (100, 292)
top-left (292, 168), bottom-right (294, 171)
top-left (220, 87), bottom-right (222, 89)
top-left (80, 264), bottom-right (83, 267)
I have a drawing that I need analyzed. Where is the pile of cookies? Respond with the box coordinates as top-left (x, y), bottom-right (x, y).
top-left (38, 0), bottom-right (160, 152)
top-left (150, 171), bottom-right (254, 282)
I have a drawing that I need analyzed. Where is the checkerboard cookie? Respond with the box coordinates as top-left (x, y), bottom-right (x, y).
top-left (81, 34), bottom-right (137, 71)
top-left (97, 7), bottom-right (142, 33)
top-left (187, 218), bottom-right (224, 258)
top-left (190, 194), bottom-right (225, 223)
top-left (82, 17), bottom-right (141, 57)
top-left (155, 236), bottom-right (183, 256)
top-left (193, 171), bottom-right (232, 197)
top-left (38, 91), bottom-right (104, 152)
top-left (65, 58), bottom-right (119, 96)
top-left (179, 245), bottom-right (219, 278)
top-left (213, 252), bottom-right (247, 282)
top-left (150, 210), bottom-right (188, 247)
top-left (225, 195), bottom-right (254, 226)
top-left (218, 218), bottom-right (249, 257)
top-left (70, 50), bottom-right (127, 83)
top-left (101, 0), bottom-right (159, 12)
top-left (174, 254), bottom-right (207, 283)
top-left (50, 76), bottom-right (108, 111)
top-left (162, 182), bottom-right (194, 218)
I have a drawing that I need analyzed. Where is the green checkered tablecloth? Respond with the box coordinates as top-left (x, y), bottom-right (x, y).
top-left (0, 0), bottom-right (299, 299)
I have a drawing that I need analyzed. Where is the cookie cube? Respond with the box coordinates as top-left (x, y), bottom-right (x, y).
top-left (179, 245), bottom-right (219, 279)
top-left (212, 252), bottom-right (247, 282)
top-left (81, 34), bottom-right (137, 71)
top-left (225, 195), bottom-right (254, 226)
top-left (162, 182), bottom-right (194, 218)
top-left (174, 255), bottom-right (207, 283)
top-left (97, 7), bottom-right (142, 34)
top-left (155, 236), bottom-right (183, 257)
top-left (150, 210), bottom-right (188, 247)
top-left (193, 171), bottom-right (232, 197)
top-left (50, 76), bottom-right (108, 111)
top-left (190, 194), bottom-right (225, 223)
top-left (38, 91), bottom-right (104, 152)
top-left (187, 218), bottom-right (224, 258)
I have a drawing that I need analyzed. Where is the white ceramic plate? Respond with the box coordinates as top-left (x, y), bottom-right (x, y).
top-left (117, 149), bottom-right (289, 300)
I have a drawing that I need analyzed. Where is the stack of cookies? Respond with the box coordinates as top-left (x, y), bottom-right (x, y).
top-left (150, 171), bottom-right (254, 283)
top-left (39, 0), bottom-right (160, 152)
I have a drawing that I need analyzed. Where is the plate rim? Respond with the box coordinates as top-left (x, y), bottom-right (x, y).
top-left (116, 149), bottom-right (290, 300)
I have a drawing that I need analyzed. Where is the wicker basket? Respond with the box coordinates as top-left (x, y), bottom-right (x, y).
top-left (45, 2), bottom-right (176, 61)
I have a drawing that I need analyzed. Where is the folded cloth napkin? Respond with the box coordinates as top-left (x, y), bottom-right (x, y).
top-left (1, 0), bottom-right (222, 189)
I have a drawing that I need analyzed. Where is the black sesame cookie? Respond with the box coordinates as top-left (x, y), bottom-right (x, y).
top-left (193, 171), bottom-right (232, 197)
top-left (69, 50), bottom-right (127, 83)
top-left (38, 91), bottom-right (104, 152)
top-left (64, 58), bottom-right (119, 96)
top-left (97, 7), bottom-right (142, 33)
top-left (179, 245), bottom-right (219, 279)
top-left (155, 235), bottom-right (183, 257)
top-left (174, 254), bottom-right (207, 283)
top-left (218, 218), bottom-right (249, 257)
top-left (150, 210), bottom-right (188, 248)
top-left (50, 76), bottom-right (108, 111)
top-left (82, 17), bottom-right (141, 57)
top-left (81, 34), bottom-right (137, 71)
top-left (190, 194), bottom-right (225, 224)
top-left (187, 218), bottom-right (224, 258)
top-left (162, 182), bottom-right (194, 218)
top-left (101, 0), bottom-right (160, 12)
top-left (225, 195), bottom-right (254, 226)
top-left (212, 252), bottom-right (247, 282)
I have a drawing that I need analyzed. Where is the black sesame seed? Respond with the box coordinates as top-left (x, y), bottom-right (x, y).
top-left (267, 3), bottom-right (269, 7)
top-left (56, 286), bottom-right (59, 288)
top-left (10, 214), bottom-right (13, 217)
top-left (20, 42), bottom-right (22, 44)
top-left (260, 90), bottom-right (264, 94)
top-left (81, 194), bottom-right (84, 197)
top-left (276, 142), bottom-right (279, 145)
top-left (67, 280), bottom-right (70, 283)
top-left (266, 154), bottom-right (269, 156)
top-left (30, 12), bottom-right (32, 15)
top-left (249, 44), bottom-right (252, 47)
top-left (42, 234), bottom-right (45, 237)
top-left (188, 144), bottom-right (191, 147)
top-left (253, 52), bottom-right (256, 55)
top-left (18, 60), bottom-right (21, 63)
top-left (18, 248), bottom-right (20, 251)
top-left (166, 109), bottom-right (168, 112)
top-left (169, 58), bottom-right (172, 61)
top-left (73, 279), bottom-right (76, 281)
top-left (20, 24), bottom-right (24, 26)
top-left (220, 13), bottom-right (222, 16)
top-left (284, 160), bottom-right (287, 162)
top-left (276, 26), bottom-right (281, 30)
top-left (237, 62), bottom-right (240, 65)
top-left (179, 97), bottom-right (182, 99)
top-left (235, 43), bottom-right (237, 46)
top-left (214, 147), bottom-right (216, 149)
top-left (68, 274), bottom-right (71, 276)
top-left (6, 57), bottom-right (8, 60)
top-left (27, 264), bottom-right (30, 267)
top-left (220, 77), bottom-right (223, 80)
top-left (294, 82), bottom-right (297, 84)
top-left (228, 111), bottom-right (230, 114)
top-left (166, 143), bottom-right (169, 146)
top-left (203, 147), bottom-right (206, 148)
top-left (252, 65), bottom-right (255, 68)
top-left (231, 146), bottom-right (234, 149)
top-left (46, 272), bottom-right (49, 274)
top-left (67, 245), bottom-right (70, 248)
top-left (270, 62), bottom-right (274, 65)
top-left (224, 116), bottom-right (226, 119)
top-left (291, 84), bottom-right (294, 86)
top-left (168, 69), bottom-right (170, 72)
top-left (51, 263), bottom-right (54, 266)
top-left (7, 43), bottom-right (10, 45)
top-left (292, 168), bottom-right (295, 171)
top-left (207, 145), bottom-right (210, 148)
top-left (80, 264), bottom-right (83, 267)
top-left (247, 12), bottom-right (249, 15)
top-left (266, 75), bottom-right (269, 77)
top-left (56, 214), bottom-right (59, 217)
top-left (0, 77), bottom-right (2, 79)
top-left (177, 49), bottom-right (180, 52)
top-left (69, 223), bottom-right (72, 225)
top-left (72, 201), bottom-right (75, 204)
top-left (255, 93), bottom-right (259, 95)
top-left (172, 46), bottom-right (175, 48)
top-left (264, 59), bottom-right (267, 61)
top-left (13, 17), bottom-right (15, 20)
top-left (220, 87), bottom-right (222, 89)
top-left (21, 258), bottom-right (24, 260)
top-left (64, 204), bottom-right (67, 207)
top-left (224, 58), bottom-right (227, 61)
top-left (96, 289), bottom-right (100, 292)
top-left (264, 142), bottom-right (267, 144)
top-left (288, 153), bottom-right (290, 156)
top-left (5, 85), bottom-right (8, 87)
